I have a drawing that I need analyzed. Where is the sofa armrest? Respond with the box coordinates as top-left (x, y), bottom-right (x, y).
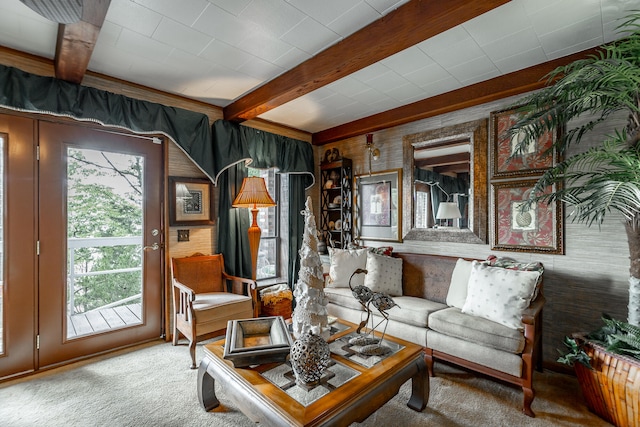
top-left (521, 295), bottom-right (546, 325)
top-left (223, 273), bottom-right (259, 317)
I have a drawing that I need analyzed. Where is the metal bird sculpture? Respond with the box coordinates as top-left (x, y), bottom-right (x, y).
top-left (348, 268), bottom-right (372, 333)
top-left (367, 291), bottom-right (399, 341)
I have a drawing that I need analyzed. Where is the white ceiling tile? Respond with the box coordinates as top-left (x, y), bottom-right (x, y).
top-left (364, 0), bottom-right (410, 15)
top-left (448, 56), bottom-right (499, 84)
top-left (327, 1), bottom-right (379, 38)
top-left (199, 40), bottom-right (253, 70)
top-left (93, 21), bottom-right (123, 48)
top-left (326, 76), bottom-right (371, 97)
top-left (153, 18), bottom-right (212, 55)
top-left (207, 0), bottom-right (252, 16)
top-left (237, 56), bottom-right (284, 81)
top-left (350, 62), bottom-right (391, 83)
top-left (272, 47), bottom-right (311, 69)
top-left (237, 29), bottom-right (293, 63)
top-left (529, 0), bottom-right (601, 37)
top-left (115, 28), bottom-right (174, 63)
top-left (493, 46), bottom-right (548, 74)
top-left (538, 15), bottom-right (604, 56)
top-left (280, 17), bottom-right (341, 55)
top-left (480, 28), bottom-right (541, 62)
top-left (165, 50), bottom-right (214, 75)
top-left (241, 0), bottom-right (307, 38)
top-left (403, 62), bottom-right (451, 88)
top-left (545, 35), bottom-right (602, 60)
top-left (425, 36), bottom-right (485, 69)
top-left (381, 47), bottom-right (434, 76)
top-left (385, 82), bottom-right (423, 102)
top-left (192, 4), bottom-right (255, 46)
top-left (286, 0), bottom-right (361, 26)
top-left (132, 0), bottom-right (209, 27)
top-left (0, 8), bottom-right (56, 58)
top-left (366, 70), bottom-right (409, 92)
top-left (417, 26), bottom-right (471, 54)
top-left (105, 0), bottom-right (162, 37)
top-left (350, 87), bottom-right (387, 104)
top-left (419, 76), bottom-right (462, 98)
top-left (196, 71), bottom-right (261, 102)
top-left (463, 1), bottom-right (530, 46)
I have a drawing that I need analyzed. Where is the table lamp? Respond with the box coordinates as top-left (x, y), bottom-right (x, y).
top-left (232, 177), bottom-right (276, 280)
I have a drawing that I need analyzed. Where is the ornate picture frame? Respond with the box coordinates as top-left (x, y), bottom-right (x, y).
top-left (354, 169), bottom-right (402, 242)
top-left (490, 106), bottom-right (561, 179)
top-left (491, 179), bottom-right (563, 254)
top-left (169, 176), bottom-right (214, 226)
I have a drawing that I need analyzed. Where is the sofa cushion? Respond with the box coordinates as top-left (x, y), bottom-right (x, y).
top-left (363, 252), bottom-right (403, 296)
top-left (446, 258), bottom-right (474, 309)
top-left (461, 261), bottom-right (540, 330)
top-left (323, 287), bottom-right (365, 311)
top-left (383, 296), bottom-right (447, 328)
top-left (429, 307), bottom-right (525, 354)
top-left (327, 247), bottom-right (368, 288)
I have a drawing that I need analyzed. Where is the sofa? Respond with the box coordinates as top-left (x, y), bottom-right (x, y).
top-left (323, 249), bottom-right (545, 417)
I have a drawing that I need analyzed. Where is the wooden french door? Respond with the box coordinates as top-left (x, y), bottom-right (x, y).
top-left (0, 116), bottom-right (164, 378)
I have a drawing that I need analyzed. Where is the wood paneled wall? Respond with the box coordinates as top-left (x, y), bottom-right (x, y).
top-left (314, 95), bottom-right (630, 367)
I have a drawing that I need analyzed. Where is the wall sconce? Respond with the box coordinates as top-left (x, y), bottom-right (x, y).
top-left (365, 134), bottom-right (380, 175)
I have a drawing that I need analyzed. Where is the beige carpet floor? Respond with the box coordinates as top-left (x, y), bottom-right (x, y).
top-left (0, 339), bottom-right (613, 427)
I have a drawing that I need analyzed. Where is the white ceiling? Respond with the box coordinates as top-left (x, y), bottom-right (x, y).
top-left (0, 0), bottom-right (638, 134)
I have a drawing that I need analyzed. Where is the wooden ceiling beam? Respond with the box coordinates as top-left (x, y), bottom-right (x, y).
top-left (54, 0), bottom-right (111, 84)
top-left (223, 0), bottom-right (509, 123)
top-left (312, 46), bottom-right (602, 145)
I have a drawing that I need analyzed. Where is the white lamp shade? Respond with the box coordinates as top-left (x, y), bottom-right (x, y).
top-left (436, 202), bottom-right (462, 220)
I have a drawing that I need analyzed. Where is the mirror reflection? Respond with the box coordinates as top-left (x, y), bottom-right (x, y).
top-left (402, 119), bottom-right (488, 244)
top-left (413, 138), bottom-right (470, 229)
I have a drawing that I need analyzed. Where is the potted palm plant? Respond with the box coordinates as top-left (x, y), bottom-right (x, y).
top-left (508, 11), bottom-right (640, 427)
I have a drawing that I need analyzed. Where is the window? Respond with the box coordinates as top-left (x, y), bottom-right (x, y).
top-left (248, 168), bottom-right (286, 281)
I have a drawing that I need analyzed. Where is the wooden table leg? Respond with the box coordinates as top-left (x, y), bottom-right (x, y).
top-left (197, 357), bottom-right (220, 411)
top-left (407, 356), bottom-right (429, 411)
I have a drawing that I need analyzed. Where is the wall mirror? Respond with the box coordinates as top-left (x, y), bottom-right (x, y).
top-left (402, 119), bottom-right (488, 244)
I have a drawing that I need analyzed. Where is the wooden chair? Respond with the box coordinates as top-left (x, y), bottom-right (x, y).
top-left (171, 253), bottom-right (258, 368)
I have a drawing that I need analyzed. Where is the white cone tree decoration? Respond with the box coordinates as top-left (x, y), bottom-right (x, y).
top-left (291, 196), bottom-right (328, 338)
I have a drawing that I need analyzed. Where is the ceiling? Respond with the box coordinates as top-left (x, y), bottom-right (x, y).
top-left (0, 0), bottom-right (638, 144)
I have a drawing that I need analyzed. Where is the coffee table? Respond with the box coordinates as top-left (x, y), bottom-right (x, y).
top-left (197, 319), bottom-right (429, 426)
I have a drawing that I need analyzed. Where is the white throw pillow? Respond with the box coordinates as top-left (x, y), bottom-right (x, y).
top-left (363, 252), bottom-right (403, 296)
top-left (327, 248), bottom-right (368, 288)
top-left (461, 261), bottom-right (540, 330)
top-left (446, 258), bottom-right (474, 309)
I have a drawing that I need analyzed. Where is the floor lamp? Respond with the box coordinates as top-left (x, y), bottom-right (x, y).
top-left (232, 177), bottom-right (276, 280)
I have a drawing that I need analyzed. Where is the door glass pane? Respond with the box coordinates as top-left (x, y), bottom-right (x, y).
top-left (0, 135), bottom-right (4, 354)
top-left (66, 148), bottom-right (144, 339)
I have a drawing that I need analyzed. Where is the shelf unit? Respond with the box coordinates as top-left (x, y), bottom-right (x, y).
top-left (319, 157), bottom-right (352, 250)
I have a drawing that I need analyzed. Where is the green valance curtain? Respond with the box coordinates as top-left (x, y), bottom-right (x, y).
top-left (212, 120), bottom-right (315, 292)
top-left (0, 65), bottom-right (212, 161)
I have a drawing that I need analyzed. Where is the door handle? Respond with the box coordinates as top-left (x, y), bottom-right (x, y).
top-left (143, 242), bottom-right (160, 251)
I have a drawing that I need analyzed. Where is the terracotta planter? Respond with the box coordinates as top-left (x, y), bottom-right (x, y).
top-left (573, 339), bottom-right (640, 427)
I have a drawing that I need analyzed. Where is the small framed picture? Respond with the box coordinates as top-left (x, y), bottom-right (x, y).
top-left (490, 106), bottom-right (561, 179)
top-left (354, 169), bottom-right (402, 242)
top-left (491, 180), bottom-right (563, 254)
top-left (169, 176), bottom-right (214, 226)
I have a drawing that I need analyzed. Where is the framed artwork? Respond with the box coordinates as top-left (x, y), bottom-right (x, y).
top-left (491, 180), bottom-right (563, 254)
top-left (354, 169), bottom-right (402, 242)
top-left (490, 106), bottom-right (561, 179)
top-left (169, 176), bottom-right (215, 226)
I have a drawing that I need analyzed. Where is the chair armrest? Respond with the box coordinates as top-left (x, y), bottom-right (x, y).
top-left (223, 273), bottom-right (259, 317)
top-left (521, 295), bottom-right (545, 325)
top-left (172, 279), bottom-right (196, 300)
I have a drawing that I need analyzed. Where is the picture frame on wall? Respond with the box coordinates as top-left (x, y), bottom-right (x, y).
top-left (169, 176), bottom-right (215, 226)
top-left (490, 106), bottom-right (561, 179)
top-left (491, 179), bottom-right (563, 254)
top-left (354, 169), bottom-right (402, 242)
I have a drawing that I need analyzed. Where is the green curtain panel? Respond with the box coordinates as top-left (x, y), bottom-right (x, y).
top-left (212, 120), bottom-right (315, 291)
top-left (0, 65), bottom-right (212, 165)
